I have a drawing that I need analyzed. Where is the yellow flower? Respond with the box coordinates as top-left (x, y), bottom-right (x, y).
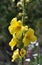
top-left (30, 35), bottom-right (37, 42)
top-left (23, 28), bottom-right (37, 47)
top-left (8, 19), bottom-right (22, 35)
top-left (20, 48), bottom-right (26, 58)
top-left (11, 49), bottom-right (19, 62)
top-left (9, 36), bottom-right (17, 50)
top-left (15, 25), bottom-right (28, 39)
top-left (15, 31), bottom-right (22, 39)
top-left (8, 25), bottom-right (15, 35)
top-left (14, 20), bottom-right (23, 38)
top-left (8, 17), bottom-right (18, 35)
top-left (22, 26), bottom-right (28, 32)
top-left (15, 20), bottom-right (22, 32)
top-left (27, 28), bottom-right (34, 35)
top-left (23, 37), bottom-right (30, 47)
top-left (10, 17), bottom-right (17, 25)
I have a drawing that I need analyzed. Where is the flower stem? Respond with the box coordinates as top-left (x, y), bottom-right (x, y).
top-left (22, 0), bottom-right (25, 25)
top-left (22, 58), bottom-right (24, 65)
top-left (34, 57), bottom-right (38, 65)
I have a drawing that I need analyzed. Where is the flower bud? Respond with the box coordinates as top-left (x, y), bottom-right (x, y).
top-left (18, 12), bottom-right (23, 17)
top-left (26, 0), bottom-right (30, 3)
top-left (17, 1), bottom-right (23, 7)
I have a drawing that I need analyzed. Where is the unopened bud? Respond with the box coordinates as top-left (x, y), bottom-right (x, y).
top-left (17, 1), bottom-right (23, 7)
top-left (18, 12), bottom-right (23, 17)
top-left (26, 0), bottom-right (30, 3)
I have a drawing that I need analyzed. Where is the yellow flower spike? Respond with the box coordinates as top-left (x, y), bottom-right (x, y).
top-left (10, 17), bottom-right (17, 25)
top-left (9, 36), bottom-right (17, 50)
top-left (11, 49), bottom-right (19, 62)
top-left (20, 48), bottom-right (26, 58)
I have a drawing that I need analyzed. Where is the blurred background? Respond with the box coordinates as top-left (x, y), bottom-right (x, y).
top-left (0, 0), bottom-right (42, 65)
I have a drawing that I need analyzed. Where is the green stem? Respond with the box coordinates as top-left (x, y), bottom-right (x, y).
top-left (34, 57), bottom-right (38, 65)
top-left (22, 58), bottom-right (24, 65)
top-left (22, 0), bottom-right (25, 25)
top-left (38, 45), bottom-right (41, 65)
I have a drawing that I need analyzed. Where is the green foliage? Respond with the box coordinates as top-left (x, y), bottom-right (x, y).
top-left (0, 0), bottom-right (18, 44)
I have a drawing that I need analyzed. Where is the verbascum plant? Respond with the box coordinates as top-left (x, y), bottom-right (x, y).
top-left (8, 0), bottom-right (37, 65)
